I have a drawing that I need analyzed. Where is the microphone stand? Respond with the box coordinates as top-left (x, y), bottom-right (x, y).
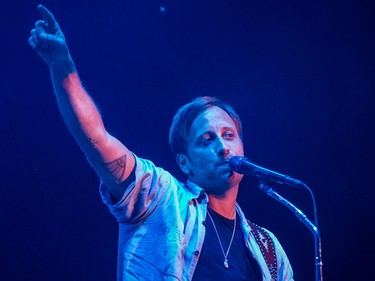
top-left (258, 182), bottom-right (323, 281)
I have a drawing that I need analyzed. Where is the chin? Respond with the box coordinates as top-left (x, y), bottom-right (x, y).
top-left (200, 180), bottom-right (230, 195)
top-left (229, 173), bottom-right (243, 185)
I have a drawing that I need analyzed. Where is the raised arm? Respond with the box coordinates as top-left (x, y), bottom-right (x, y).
top-left (29, 5), bottom-right (135, 201)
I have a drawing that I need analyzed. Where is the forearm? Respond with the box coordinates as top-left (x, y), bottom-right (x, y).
top-left (49, 59), bottom-right (135, 200)
top-left (49, 59), bottom-right (109, 162)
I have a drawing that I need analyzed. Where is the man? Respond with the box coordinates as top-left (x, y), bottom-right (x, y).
top-left (29, 5), bottom-right (293, 281)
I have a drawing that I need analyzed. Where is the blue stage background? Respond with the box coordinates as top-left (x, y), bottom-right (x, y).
top-left (1, 0), bottom-right (373, 280)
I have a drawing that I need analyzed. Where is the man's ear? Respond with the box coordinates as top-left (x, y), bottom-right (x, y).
top-left (176, 153), bottom-right (190, 175)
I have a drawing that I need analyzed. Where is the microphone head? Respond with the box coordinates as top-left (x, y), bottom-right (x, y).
top-left (229, 156), bottom-right (246, 173)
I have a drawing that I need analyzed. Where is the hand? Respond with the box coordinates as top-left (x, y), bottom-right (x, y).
top-left (29, 5), bottom-right (73, 69)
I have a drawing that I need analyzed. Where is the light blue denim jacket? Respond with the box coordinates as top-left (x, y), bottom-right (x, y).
top-left (100, 155), bottom-right (293, 281)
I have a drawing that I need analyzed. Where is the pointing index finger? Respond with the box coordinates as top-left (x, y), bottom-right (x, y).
top-left (37, 4), bottom-right (57, 27)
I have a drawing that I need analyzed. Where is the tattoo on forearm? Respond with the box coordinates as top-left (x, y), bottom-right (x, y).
top-left (87, 138), bottom-right (98, 146)
top-left (102, 154), bottom-right (127, 183)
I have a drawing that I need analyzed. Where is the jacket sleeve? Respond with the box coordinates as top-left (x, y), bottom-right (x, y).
top-left (99, 155), bottom-right (179, 224)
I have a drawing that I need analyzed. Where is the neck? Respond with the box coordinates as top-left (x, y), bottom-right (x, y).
top-left (207, 186), bottom-right (238, 219)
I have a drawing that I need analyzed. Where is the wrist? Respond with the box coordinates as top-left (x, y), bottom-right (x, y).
top-left (50, 54), bottom-right (77, 78)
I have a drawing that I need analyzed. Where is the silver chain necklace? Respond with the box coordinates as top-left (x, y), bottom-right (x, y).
top-left (206, 209), bottom-right (237, 270)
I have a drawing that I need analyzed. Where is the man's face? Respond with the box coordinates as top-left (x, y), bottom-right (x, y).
top-left (180, 106), bottom-right (244, 195)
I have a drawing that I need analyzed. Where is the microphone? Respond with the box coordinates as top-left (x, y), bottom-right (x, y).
top-left (229, 156), bottom-right (305, 188)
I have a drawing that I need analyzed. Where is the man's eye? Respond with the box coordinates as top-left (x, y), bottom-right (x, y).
top-left (200, 134), bottom-right (214, 144)
top-left (223, 132), bottom-right (234, 139)
top-left (202, 137), bottom-right (213, 143)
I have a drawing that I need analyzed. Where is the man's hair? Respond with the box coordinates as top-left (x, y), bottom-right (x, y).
top-left (169, 96), bottom-right (243, 158)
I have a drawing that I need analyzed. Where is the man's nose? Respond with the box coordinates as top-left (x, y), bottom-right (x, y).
top-left (216, 137), bottom-right (230, 156)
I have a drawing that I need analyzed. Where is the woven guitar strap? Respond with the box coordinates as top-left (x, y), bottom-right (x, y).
top-left (249, 222), bottom-right (278, 281)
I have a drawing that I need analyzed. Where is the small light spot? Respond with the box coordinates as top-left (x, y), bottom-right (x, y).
top-left (160, 6), bottom-right (166, 13)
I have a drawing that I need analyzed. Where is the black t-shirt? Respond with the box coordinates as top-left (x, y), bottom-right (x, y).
top-left (193, 208), bottom-right (262, 281)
